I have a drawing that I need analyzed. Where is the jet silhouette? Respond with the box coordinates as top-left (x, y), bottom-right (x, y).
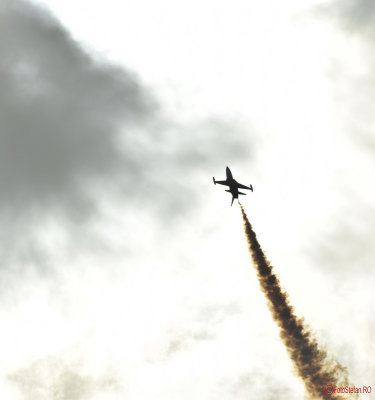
top-left (213, 166), bottom-right (253, 206)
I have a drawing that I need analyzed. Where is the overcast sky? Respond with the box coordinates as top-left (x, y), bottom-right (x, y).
top-left (0, 0), bottom-right (374, 399)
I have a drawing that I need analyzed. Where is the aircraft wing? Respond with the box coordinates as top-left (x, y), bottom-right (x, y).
top-left (215, 180), bottom-right (229, 186)
top-left (236, 183), bottom-right (252, 190)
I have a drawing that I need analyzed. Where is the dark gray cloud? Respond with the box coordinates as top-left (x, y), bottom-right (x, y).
top-left (0, 0), bottom-right (155, 218)
top-left (0, 0), bottom-right (252, 286)
top-left (0, 0), bottom-right (251, 225)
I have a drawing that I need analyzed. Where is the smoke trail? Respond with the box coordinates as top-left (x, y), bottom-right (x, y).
top-left (239, 203), bottom-right (352, 400)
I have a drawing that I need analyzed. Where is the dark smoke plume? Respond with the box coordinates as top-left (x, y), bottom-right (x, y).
top-left (239, 203), bottom-right (352, 400)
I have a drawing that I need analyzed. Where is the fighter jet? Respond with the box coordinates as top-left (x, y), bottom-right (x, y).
top-left (213, 166), bottom-right (253, 206)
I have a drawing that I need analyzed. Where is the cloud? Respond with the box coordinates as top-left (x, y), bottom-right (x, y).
top-left (325, 0), bottom-right (375, 38)
top-left (0, 0), bottom-right (251, 226)
top-left (0, 0), bottom-right (254, 282)
top-left (318, 0), bottom-right (375, 130)
top-left (219, 371), bottom-right (295, 400)
top-left (0, 0), bottom-right (156, 219)
top-left (309, 204), bottom-right (375, 275)
top-left (8, 356), bottom-right (118, 400)
top-left (311, 0), bottom-right (375, 277)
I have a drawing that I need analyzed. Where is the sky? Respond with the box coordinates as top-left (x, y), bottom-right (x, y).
top-left (0, 0), bottom-right (374, 399)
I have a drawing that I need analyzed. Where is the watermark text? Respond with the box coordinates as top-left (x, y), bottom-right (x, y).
top-left (323, 384), bottom-right (372, 395)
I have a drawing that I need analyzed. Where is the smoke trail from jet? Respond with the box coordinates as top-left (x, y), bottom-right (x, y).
top-left (239, 203), bottom-right (352, 400)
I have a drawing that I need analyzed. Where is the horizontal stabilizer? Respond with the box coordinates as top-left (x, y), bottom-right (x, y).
top-left (238, 191), bottom-right (247, 195)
